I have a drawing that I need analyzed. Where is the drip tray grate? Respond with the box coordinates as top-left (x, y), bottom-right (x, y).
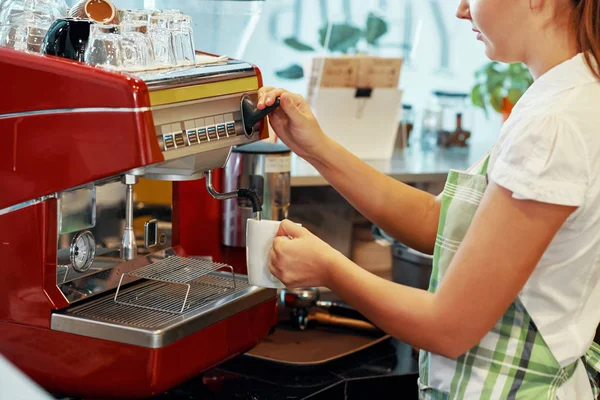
top-left (114, 256), bottom-right (236, 314)
top-left (67, 274), bottom-right (251, 329)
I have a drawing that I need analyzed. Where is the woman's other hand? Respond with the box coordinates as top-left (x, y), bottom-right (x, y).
top-left (268, 220), bottom-right (341, 288)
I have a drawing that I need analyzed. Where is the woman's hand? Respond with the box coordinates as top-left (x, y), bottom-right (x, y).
top-left (257, 87), bottom-right (328, 161)
top-left (268, 220), bottom-right (341, 288)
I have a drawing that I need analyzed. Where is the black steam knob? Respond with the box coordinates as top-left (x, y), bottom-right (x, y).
top-left (240, 95), bottom-right (281, 137)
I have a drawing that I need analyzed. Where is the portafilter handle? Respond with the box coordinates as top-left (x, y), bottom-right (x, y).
top-left (241, 95), bottom-right (281, 137)
top-left (315, 300), bottom-right (370, 322)
top-left (298, 310), bottom-right (381, 333)
top-left (281, 288), bottom-right (369, 322)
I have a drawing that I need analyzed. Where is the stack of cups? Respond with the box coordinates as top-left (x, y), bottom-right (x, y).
top-left (84, 8), bottom-right (196, 70)
top-left (0, 3), bottom-right (197, 71)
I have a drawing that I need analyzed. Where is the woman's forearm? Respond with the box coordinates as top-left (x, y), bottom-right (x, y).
top-left (307, 137), bottom-right (440, 254)
top-left (325, 252), bottom-right (460, 358)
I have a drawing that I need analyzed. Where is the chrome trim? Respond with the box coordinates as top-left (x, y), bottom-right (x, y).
top-left (0, 107), bottom-right (151, 120)
top-left (138, 61), bottom-right (256, 91)
top-left (51, 276), bottom-right (276, 348)
top-left (0, 195), bottom-right (56, 216)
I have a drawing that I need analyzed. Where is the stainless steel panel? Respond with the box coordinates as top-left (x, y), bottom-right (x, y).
top-left (135, 61), bottom-right (255, 90)
top-left (58, 185), bottom-right (96, 234)
top-left (51, 274), bottom-right (276, 348)
top-left (56, 180), bottom-right (173, 303)
top-left (131, 147), bottom-right (233, 180)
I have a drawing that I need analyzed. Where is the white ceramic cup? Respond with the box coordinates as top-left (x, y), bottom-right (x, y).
top-left (246, 219), bottom-right (299, 288)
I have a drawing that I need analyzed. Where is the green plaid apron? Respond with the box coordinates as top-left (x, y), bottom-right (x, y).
top-left (418, 154), bottom-right (600, 399)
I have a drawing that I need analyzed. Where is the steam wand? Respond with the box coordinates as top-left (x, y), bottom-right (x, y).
top-left (205, 170), bottom-right (262, 220)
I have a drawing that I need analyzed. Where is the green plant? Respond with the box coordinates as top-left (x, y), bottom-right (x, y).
top-left (471, 62), bottom-right (533, 116)
top-left (275, 12), bottom-right (388, 80)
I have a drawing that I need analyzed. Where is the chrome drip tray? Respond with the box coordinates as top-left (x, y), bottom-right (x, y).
top-left (51, 271), bottom-right (275, 349)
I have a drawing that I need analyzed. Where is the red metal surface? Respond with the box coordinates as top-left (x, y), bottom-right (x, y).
top-left (0, 297), bottom-right (277, 399)
top-left (0, 49), bottom-right (163, 210)
top-left (0, 111), bottom-right (163, 210)
top-left (0, 201), bottom-right (59, 327)
top-left (171, 163), bottom-right (249, 274)
top-left (0, 48), bottom-right (150, 114)
top-left (172, 172), bottom-right (224, 262)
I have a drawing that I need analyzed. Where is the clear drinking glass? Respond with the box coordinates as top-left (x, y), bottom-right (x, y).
top-left (0, 0), bottom-right (66, 53)
top-left (169, 15), bottom-right (194, 65)
top-left (0, 0), bottom-right (66, 22)
top-left (120, 21), bottom-right (154, 68)
top-left (84, 23), bottom-right (122, 68)
top-left (148, 14), bottom-right (175, 66)
top-left (0, 16), bottom-right (50, 52)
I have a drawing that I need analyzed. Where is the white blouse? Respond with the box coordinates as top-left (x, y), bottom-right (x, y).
top-left (488, 52), bottom-right (600, 398)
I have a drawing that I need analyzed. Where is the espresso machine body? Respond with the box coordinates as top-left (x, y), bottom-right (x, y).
top-left (221, 142), bottom-right (291, 271)
top-left (0, 48), bottom-right (278, 398)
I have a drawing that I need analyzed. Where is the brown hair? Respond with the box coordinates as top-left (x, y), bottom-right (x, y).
top-left (572, 0), bottom-right (600, 79)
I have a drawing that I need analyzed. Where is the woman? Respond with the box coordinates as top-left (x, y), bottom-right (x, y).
top-left (259, 0), bottom-right (600, 398)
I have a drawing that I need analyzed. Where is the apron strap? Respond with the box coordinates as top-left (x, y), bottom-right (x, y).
top-left (479, 154), bottom-right (491, 176)
top-left (583, 341), bottom-right (600, 398)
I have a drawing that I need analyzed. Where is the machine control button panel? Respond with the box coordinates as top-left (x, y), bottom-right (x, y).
top-left (158, 111), bottom-right (247, 152)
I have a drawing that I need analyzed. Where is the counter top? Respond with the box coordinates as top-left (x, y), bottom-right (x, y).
top-left (290, 142), bottom-right (494, 187)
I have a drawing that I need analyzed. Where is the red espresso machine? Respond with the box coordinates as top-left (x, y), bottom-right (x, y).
top-left (0, 47), bottom-right (280, 398)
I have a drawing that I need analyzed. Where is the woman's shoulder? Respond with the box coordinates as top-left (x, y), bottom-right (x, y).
top-left (490, 107), bottom-right (593, 207)
top-left (499, 88), bottom-right (600, 163)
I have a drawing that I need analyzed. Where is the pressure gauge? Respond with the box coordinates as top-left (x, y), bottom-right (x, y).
top-left (70, 231), bottom-right (96, 272)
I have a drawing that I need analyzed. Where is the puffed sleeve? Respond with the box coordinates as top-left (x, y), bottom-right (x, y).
top-left (489, 113), bottom-right (589, 206)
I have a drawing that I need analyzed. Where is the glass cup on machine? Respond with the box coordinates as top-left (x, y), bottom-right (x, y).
top-left (120, 21), bottom-right (154, 68)
top-left (168, 14), bottom-right (194, 65)
top-left (77, 8), bottom-right (196, 70)
top-left (0, 0), bottom-right (66, 53)
top-left (0, 0), bottom-right (67, 22)
top-left (148, 10), bottom-right (195, 66)
top-left (0, 13), bottom-right (52, 52)
top-left (84, 23), bottom-right (122, 68)
top-left (84, 23), bottom-right (155, 69)
top-left (148, 14), bottom-right (176, 67)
